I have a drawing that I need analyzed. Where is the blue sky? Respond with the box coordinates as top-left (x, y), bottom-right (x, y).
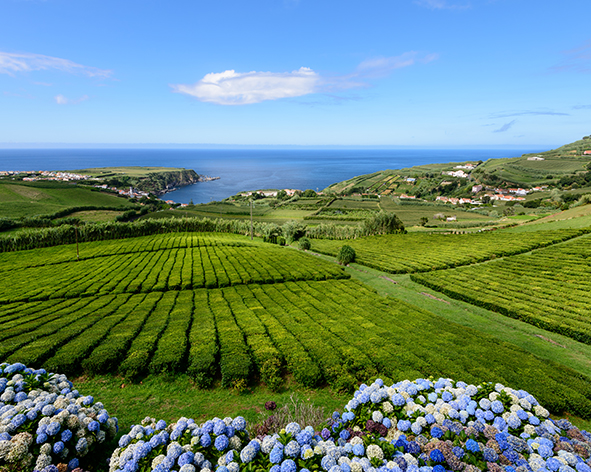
top-left (0, 0), bottom-right (590, 146)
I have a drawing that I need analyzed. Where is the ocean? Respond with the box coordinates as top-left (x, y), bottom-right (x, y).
top-left (0, 147), bottom-right (547, 204)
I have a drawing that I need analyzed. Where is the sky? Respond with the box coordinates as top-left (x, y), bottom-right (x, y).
top-left (0, 0), bottom-right (590, 147)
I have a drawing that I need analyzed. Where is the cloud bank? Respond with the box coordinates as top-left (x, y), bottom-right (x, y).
top-left (172, 67), bottom-right (319, 105)
top-left (0, 51), bottom-right (112, 78)
top-left (550, 41), bottom-right (591, 73)
top-left (55, 94), bottom-right (89, 105)
top-left (172, 52), bottom-right (436, 105)
top-left (494, 120), bottom-right (516, 133)
top-left (413, 0), bottom-right (471, 10)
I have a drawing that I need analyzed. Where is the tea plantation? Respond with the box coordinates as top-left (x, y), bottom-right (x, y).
top-left (412, 233), bottom-right (591, 344)
top-left (2, 231), bottom-right (591, 421)
top-left (310, 228), bottom-right (589, 274)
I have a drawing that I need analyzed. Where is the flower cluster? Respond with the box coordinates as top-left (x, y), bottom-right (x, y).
top-left (0, 362), bottom-right (118, 472)
top-left (113, 378), bottom-right (591, 472)
top-left (109, 415), bottom-right (250, 472)
top-left (334, 378), bottom-right (591, 472)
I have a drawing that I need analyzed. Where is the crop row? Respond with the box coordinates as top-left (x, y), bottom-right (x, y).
top-left (0, 243), bottom-right (348, 304)
top-left (311, 228), bottom-right (588, 273)
top-left (2, 279), bottom-right (591, 416)
top-left (411, 234), bottom-right (591, 344)
top-left (0, 232), bottom-right (251, 273)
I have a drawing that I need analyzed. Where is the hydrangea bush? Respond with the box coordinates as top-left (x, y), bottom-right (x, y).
top-left (111, 377), bottom-right (591, 472)
top-left (0, 363), bottom-right (118, 472)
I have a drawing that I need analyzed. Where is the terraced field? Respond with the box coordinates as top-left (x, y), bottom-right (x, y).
top-left (311, 228), bottom-right (588, 273)
top-left (2, 230), bottom-right (591, 417)
top-left (412, 233), bottom-right (591, 344)
top-left (0, 233), bottom-right (346, 303)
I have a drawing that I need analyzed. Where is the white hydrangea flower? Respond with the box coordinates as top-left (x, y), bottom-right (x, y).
top-left (404, 453), bottom-right (418, 465)
top-left (534, 405), bottom-right (549, 417)
top-left (350, 436), bottom-right (364, 446)
top-left (152, 454), bottom-right (166, 468)
top-left (524, 425), bottom-right (536, 435)
top-left (40, 443), bottom-right (52, 455)
top-left (35, 453), bottom-right (52, 469)
top-left (366, 444), bottom-right (384, 460)
top-left (229, 435), bottom-right (241, 450)
top-left (382, 402), bottom-right (394, 414)
top-left (351, 462), bottom-right (363, 472)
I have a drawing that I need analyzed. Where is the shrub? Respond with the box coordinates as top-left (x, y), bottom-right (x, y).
top-left (298, 237), bottom-right (311, 250)
top-left (0, 362), bottom-right (118, 472)
top-left (337, 245), bottom-right (356, 265)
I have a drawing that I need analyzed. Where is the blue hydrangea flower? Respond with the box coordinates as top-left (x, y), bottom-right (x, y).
top-left (430, 426), bottom-right (443, 438)
top-left (452, 446), bottom-right (465, 459)
top-left (392, 394), bottom-right (406, 406)
top-left (53, 441), bottom-right (65, 454)
top-left (429, 449), bottom-right (445, 462)
top-left (270, 446), bottom-right (284, 464)
top-left (353, 444), bottom-right (364, 456)
top-left (398, 420), bottom-right (411, 432)
top-left (200, 433), bottom-right (211, 447)
top-left (240, 445), bottom-right (257, 463)
top-left (281, 459), bottom-right (297, 472)
top-left (321, 455), bottom-right (337, 470)
top-left (215, 434), bottom-right (229, 451)
top-left (286, 422), bottom-right (301, 435)
top-left (465, 439), bottom-right (480, 453)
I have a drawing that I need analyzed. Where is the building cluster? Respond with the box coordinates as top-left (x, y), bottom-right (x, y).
top-left (93, 184), bottom-right (150, 200)
top-left (2, 170), bottom-right (90, 181)
top-left (435, 196), bottom-right (482, 205)
top-left (442, 170), bottom-right (469, 178)
top-left (240, 189), bottom-right (301, 198)
top-left (454, 163), bottom-right (477, 170)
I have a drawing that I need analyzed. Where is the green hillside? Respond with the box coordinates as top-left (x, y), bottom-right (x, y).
top-left (0, 180), bottom-right (134, 219)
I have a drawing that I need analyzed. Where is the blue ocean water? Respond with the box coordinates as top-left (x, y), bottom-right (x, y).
top-left (0, 148), bottom-right (547, 204)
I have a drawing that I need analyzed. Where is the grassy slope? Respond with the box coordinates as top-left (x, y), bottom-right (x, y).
top-left (0, 181), bottom-right (134, 219)
top-left (74, 375), bottom-right (347, 432)
top-left (71, 166), bottom-right (186, 178)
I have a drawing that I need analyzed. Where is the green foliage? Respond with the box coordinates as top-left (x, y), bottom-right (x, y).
top-left (281, 220), bottom-right (307, 242)
top-left (412, 233), bottom-right (591, 346)
top-left (302, 189), bottom-right (317, 197)
top-left (298, 237), bottom-right (311, 250)
top-left (337, 245), bottom-right (356, 265)
top-left (311, 228), bottom-right (587, 274)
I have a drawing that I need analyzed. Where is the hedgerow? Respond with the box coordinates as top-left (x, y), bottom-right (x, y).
top-left (411, 233), bottom-right (591, 345)
top-left (311, 228), bottom-right (589, 274)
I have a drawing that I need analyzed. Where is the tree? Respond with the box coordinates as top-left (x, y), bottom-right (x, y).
top-left (362, 211), bottom-right (405, 235)
top-left (419, 217), bottom-right (429, 226)
top-left (282, 220), bottom-right (307, 242)
top-left (276, 190), bottom-right (288, 200)
top-left (298, 237), bottom-right (311, 250)
top-left (337, 245), bottom-right (356, 265)
top-left (302, 189), bottom-right (317, 197)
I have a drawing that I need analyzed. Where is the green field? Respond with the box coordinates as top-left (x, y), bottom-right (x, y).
top-left (2, 230), bottom-right (591, 420)
top-left (310, 227), bottom-right (588, 273)
top-left (411, 233), bottom-right (591, 344)
top-left (0, 180), bottom-right (134, 219)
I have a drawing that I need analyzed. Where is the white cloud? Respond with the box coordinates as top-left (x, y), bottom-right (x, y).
top-left (0, 51), bottom-right (112, 78)
top-left (356, 52), bottom-right (439, 78)
top-left (54, 94), bottom-right (89, 105)
top-left (172, 52), bottom-right (437, 105)
top-left (171, 67), bottom-right (319, 105)
top-left (414, 0), bottom-right (470, 10)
